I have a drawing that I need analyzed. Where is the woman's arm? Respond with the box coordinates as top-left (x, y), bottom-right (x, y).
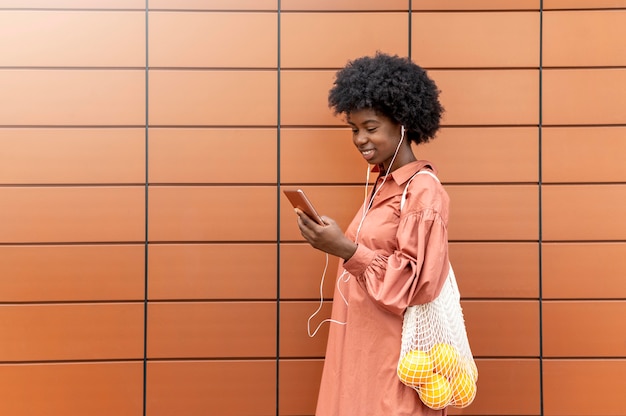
top-left (344, 208), bottom-right (450, 315)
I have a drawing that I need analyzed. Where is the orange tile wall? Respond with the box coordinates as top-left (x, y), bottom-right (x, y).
top-left (0, 1), bottom-right (624, 415)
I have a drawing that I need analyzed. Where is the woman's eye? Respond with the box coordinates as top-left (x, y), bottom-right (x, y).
top-left (367, 128), bottom-right (377, 133)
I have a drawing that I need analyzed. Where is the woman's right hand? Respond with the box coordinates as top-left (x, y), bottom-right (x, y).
top-left (295, 209), bottom-right (357, 261)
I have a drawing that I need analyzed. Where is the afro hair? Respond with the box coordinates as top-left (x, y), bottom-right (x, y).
top-left (328, 52), bottom-right (444, 145)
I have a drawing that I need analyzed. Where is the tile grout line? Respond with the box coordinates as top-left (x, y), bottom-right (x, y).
top-left (276, 3), bottom-right (282, 415)
top-left (538, 2), bottom-right (545, 416)
top-left (143, 2), bottom-right (149, 415)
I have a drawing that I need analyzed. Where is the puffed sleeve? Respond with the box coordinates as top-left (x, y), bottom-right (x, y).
top-left (342, 192), bottom-right (450, 316)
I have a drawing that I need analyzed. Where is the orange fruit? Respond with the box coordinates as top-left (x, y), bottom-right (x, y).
top-left (430, 343), bottom-right (461, 378)
top-left (417, 372), bottom-right (453, 410)
top-left (450, 370), bottom-right (477, 408)
top-left (397, 350), bottom-right (434, 386)
top-left (467, 359), bottom-right (479, 382)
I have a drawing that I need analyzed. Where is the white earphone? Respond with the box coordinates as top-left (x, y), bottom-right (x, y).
top-left (308, 124), bottom-right (408, 337)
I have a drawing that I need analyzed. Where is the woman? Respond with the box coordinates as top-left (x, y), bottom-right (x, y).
top-left (294, 52), bottom-right (450, 415)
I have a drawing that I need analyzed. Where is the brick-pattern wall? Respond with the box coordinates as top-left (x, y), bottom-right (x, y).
top-left (0, 1), bottom-right (624, 415)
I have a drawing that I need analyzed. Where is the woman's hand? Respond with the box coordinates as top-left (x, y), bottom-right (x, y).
top-left (295, 209), bottom-right (357, 261)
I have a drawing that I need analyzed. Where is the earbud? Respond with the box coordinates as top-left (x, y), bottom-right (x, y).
top-left (401, 125), bottom-right (405, 137)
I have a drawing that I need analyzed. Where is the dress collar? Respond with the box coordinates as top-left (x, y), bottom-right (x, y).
top-left (371, 160), bottom-right (437, 185)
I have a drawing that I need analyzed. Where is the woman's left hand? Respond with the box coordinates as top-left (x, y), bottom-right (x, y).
top-left (295, 209), bottom-right (357, 261)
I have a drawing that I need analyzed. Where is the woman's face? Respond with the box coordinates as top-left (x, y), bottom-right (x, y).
top-left (347, 108), bottom-right (410, 171)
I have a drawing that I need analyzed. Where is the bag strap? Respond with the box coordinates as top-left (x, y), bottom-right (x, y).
top-left (400, 170), bottom-right (440, 211)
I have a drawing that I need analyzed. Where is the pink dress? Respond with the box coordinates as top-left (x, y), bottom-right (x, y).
top-left (315, 160), bottom-right (451, 416)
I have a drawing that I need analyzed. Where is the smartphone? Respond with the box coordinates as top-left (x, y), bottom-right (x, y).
top-left (283, 189), bottom-right (325, 225)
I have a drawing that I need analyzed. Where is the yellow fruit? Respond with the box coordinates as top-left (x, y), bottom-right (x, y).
top-left (450, 370), bottom-right (477, 408)
top-left (430, 343), bottom-right (461, 378)
top-left (397, 350), bottom-right (434, 386)
top-left (417, 373), bottom-right (453, 410)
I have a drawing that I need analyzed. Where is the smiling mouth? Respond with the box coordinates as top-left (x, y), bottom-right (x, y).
top-left (360, 149), bottom-right (375, 160)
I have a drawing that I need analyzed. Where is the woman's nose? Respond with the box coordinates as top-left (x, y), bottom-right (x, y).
top-left (353, 131), bottom-right (368, 145)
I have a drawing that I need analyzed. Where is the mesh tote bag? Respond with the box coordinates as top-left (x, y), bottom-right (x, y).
top-left (396, 170), bottom-right (477, 410)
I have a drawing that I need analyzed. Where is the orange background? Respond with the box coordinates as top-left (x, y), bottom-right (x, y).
top-left (1, 1), bottom-right (625, 415)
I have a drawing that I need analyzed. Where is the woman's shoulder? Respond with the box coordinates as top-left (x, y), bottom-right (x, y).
top-left (400, 160), bottom-right (442, 194)
top-left (401, 162), bottom-right (449, 214)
